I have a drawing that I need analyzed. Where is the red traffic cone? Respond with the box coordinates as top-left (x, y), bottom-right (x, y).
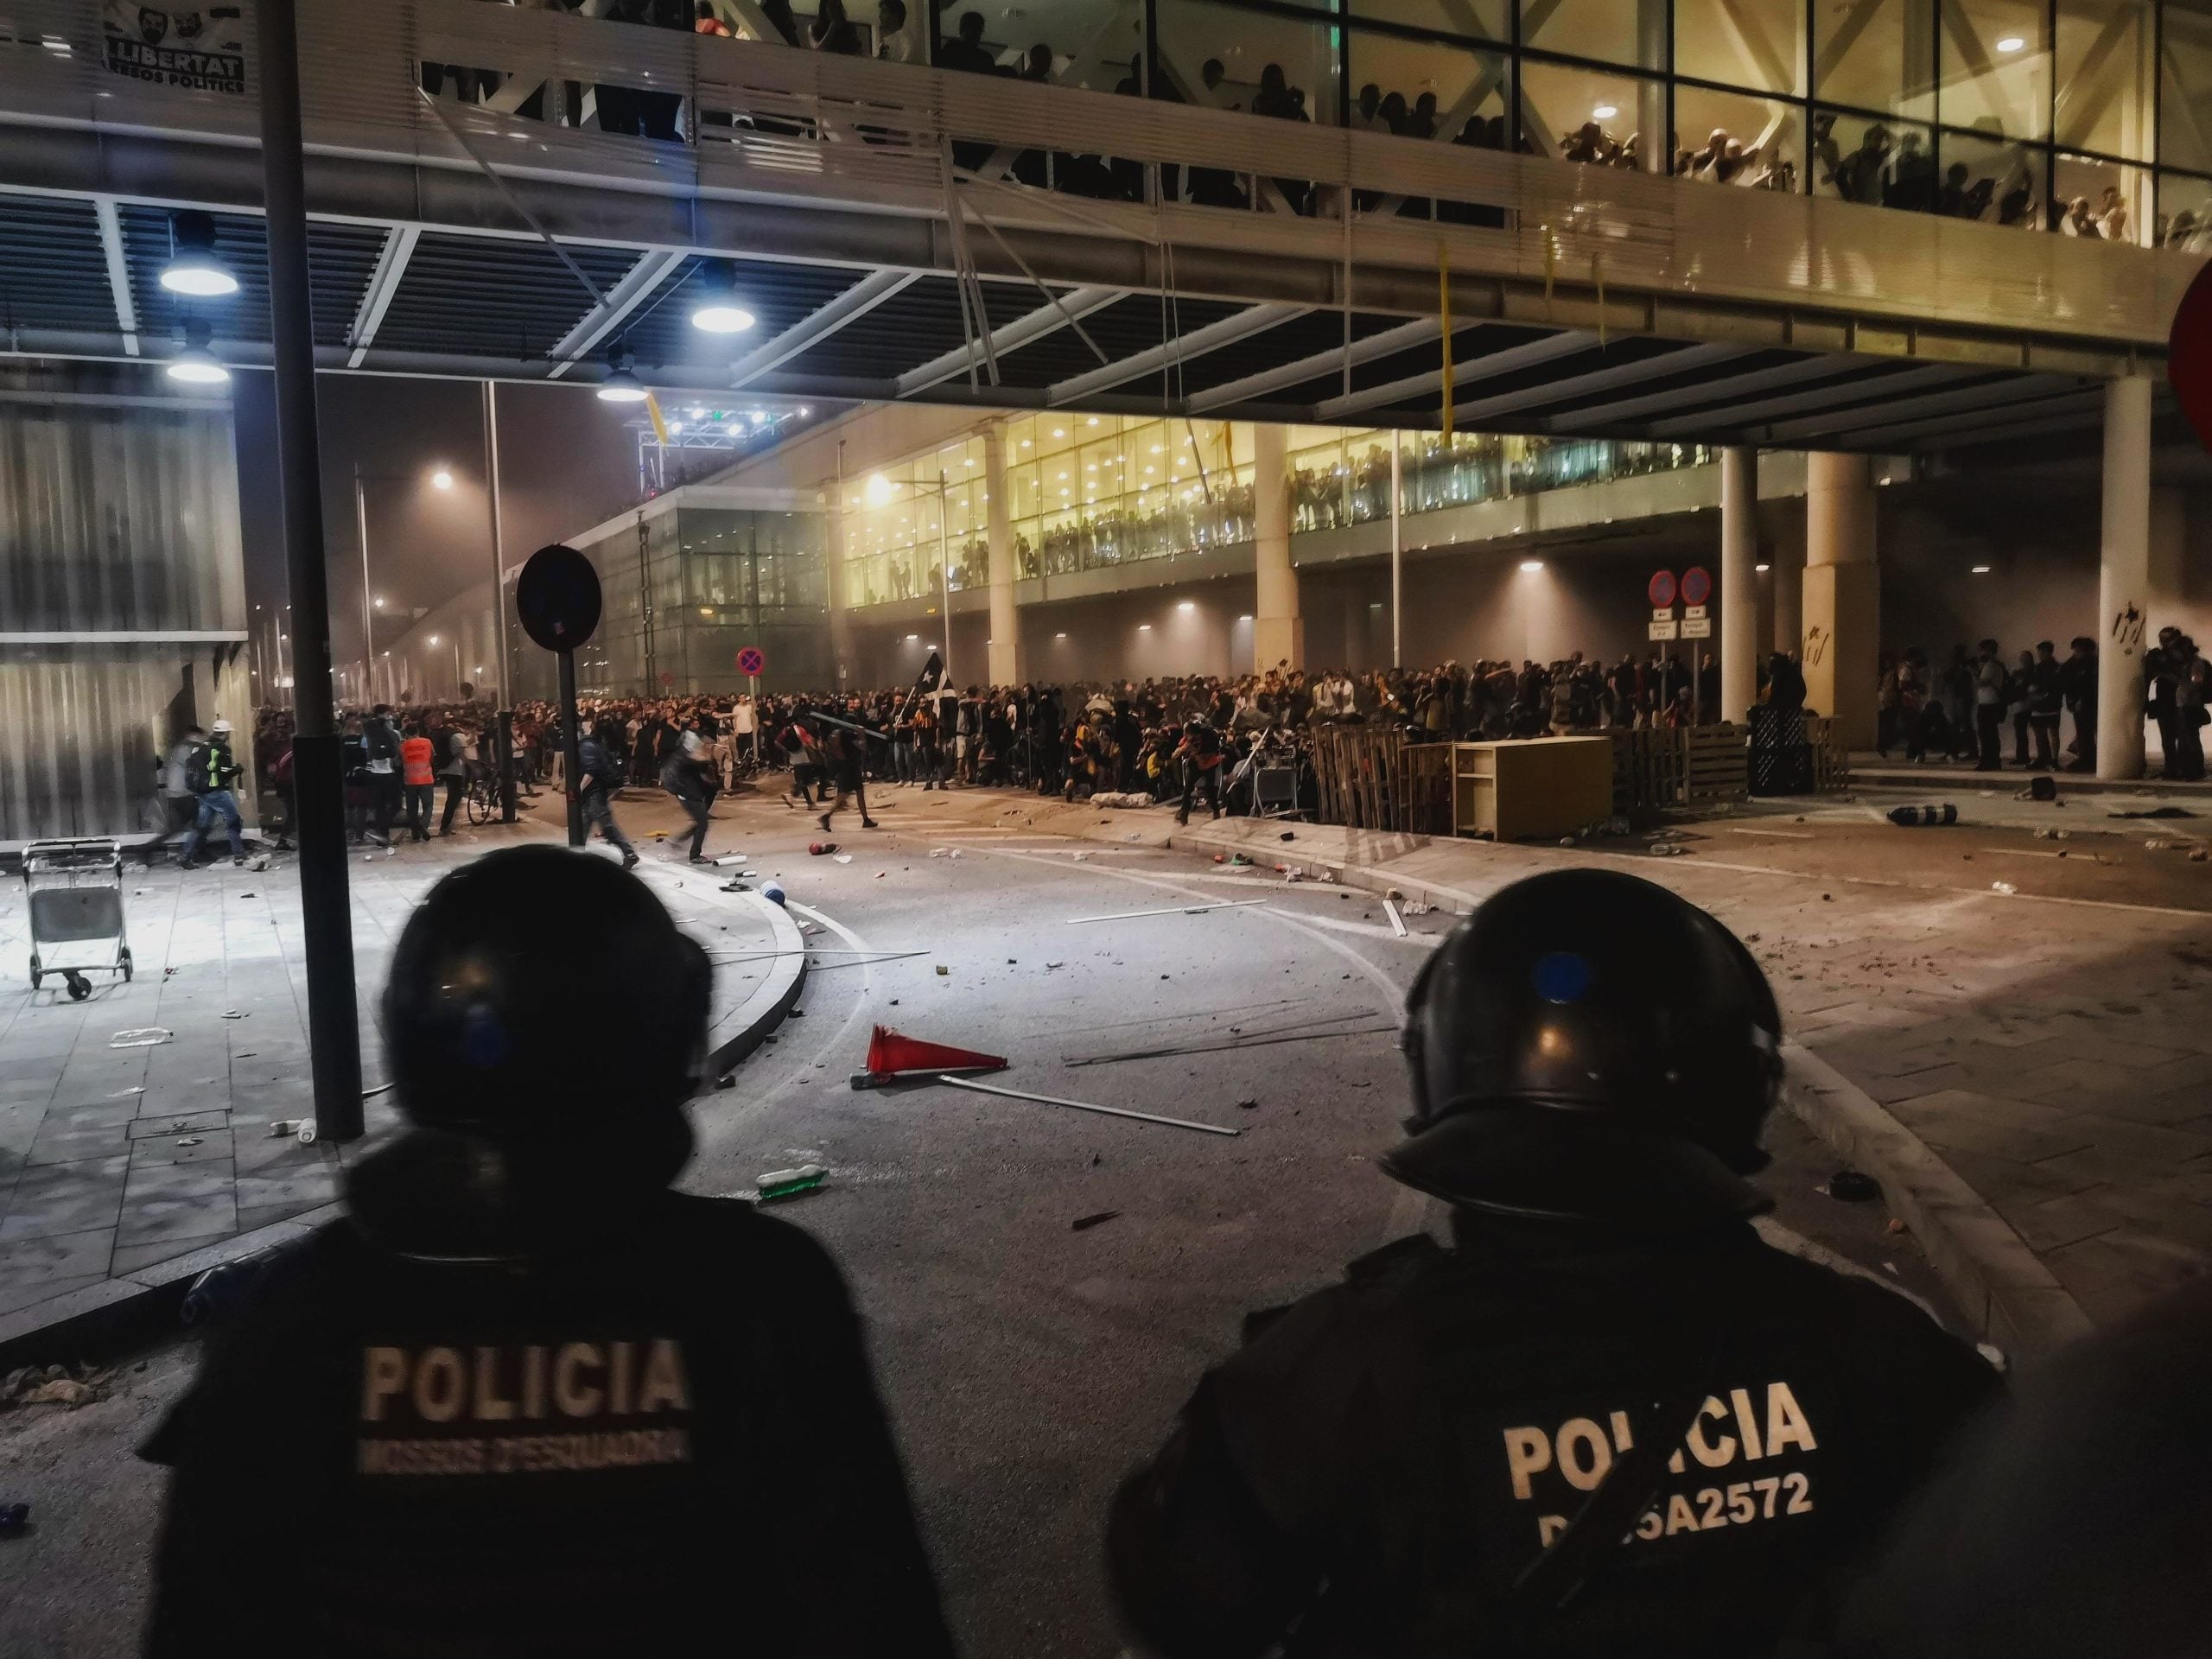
top-left (851, 1025), bottom-right (1007, 1090)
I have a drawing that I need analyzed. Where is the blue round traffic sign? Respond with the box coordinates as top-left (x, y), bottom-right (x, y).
top-left (1647, 569), bottom-right (1677, 609)
top-left (736, 646), bottom-right (766, 677)
top-left (1681, 565), bottom-right (1712, 607)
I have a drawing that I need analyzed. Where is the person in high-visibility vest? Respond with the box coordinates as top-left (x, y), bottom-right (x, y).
top-left (177, 718), bottom-right (247, 868)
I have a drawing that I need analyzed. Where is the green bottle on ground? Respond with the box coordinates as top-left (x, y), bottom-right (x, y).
top-left (757, 1164), bottom-right (827, 1202)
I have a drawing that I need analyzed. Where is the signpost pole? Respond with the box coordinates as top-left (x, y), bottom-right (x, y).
top-left (559, 648), bottom-right (584, 849)
top-left (260, 0), bottom-right (362, 1141)
top-left (750, 671), bottom-right (761, 761)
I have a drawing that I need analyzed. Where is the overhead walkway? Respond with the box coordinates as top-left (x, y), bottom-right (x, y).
top-left (0, 0), bottom-right (2196, 452)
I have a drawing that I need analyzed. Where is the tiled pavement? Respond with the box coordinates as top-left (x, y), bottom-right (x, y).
top-left (0, 809), bottom-right (773, 1325)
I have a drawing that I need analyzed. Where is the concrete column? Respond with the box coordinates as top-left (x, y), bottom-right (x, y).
top-left (1771, 518), bottom-right (1804, 658)
top-left (984, 422), bottom-right (1022, 688)
top-left (1802, 451), bottom-right (1878, 748)
top-left (1251, 423), bottom-right (1302, 672)
top-left (2097, 375), bottom-right (2153, 780)
top-left (825, 494), bottom-right (851, 690)
top-left (1719, 446), bottom-right (1758, 722)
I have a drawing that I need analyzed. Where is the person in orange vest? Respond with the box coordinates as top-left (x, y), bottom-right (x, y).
top-left (401, 720), bottom-right (437, 844)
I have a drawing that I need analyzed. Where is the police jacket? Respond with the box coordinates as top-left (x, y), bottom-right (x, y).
top-left (1108, 1217), bottom-right (1997, 1659)
top-left (141, 1131), bottom-right (955, 1658)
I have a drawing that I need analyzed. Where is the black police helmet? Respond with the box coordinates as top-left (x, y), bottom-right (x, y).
top-left (1385, 869), bottom-right (1783, 1227)
top-left (382, 847), bottom-right (711, 1141)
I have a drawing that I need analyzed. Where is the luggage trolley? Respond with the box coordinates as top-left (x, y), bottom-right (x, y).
top-left (22, 839), bottom-right (132, 1000)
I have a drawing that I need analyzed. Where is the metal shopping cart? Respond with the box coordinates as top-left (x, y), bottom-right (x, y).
top-left (22, 839), bottom-right (132, 1000)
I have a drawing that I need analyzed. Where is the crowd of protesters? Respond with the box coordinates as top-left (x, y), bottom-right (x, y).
top-left (184, 622), bottom-right (2200, 871)
top-left (1877, 629), bottom-right (2206, 780)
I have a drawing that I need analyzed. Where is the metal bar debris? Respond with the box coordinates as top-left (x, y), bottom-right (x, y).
top-left (934, 1075), bottom-right (1241, 1137)
top-left (1064, 899), bottom-right (1272, 925)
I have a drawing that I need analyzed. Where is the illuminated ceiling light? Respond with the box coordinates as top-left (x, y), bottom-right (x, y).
top-left (431, 468), bottom-right (454, 490)
top-left (1177, 601), bottom-right (1196, 612)
top-left (159, 211), bottom-right (238, 297)
top-left (1236, 613), bottom-right (1253, 622)
top-left (798, 405), bottom-right (811, 416)
top-left (165, 319), bottom-right (229, 385)
top-left (863, 474), bottom-right (895, 506)
top-left (428, 634), bottom-right (441, 645)
top-left (1519, 559), bottom-right (1544, 573)
top-left (1995, 34), bottom-right (2025, 52)
top-left (1591, 103), bottom-right (1618, 120)
top-left (1055, 631), bottom-right (1068, 639)
top-left (748, 410), bottom-right (769, 424)
top-left (372, 595), bottom-right (385, 609)
top-left (1138, 622), bottom-right (1152, 631)
top-left (689, 260), bottom-right (757, 334)
top-left (1970, 563), bottom-right (1993, 574)
top-left (1755, 562), bottom-right (1770, 573)
top-left (1086, 417), bottom-right (1099, 427)
top-left (596, 348), bottom-right (649, 404)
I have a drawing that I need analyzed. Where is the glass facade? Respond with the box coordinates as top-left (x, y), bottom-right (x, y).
top-left (839, 416), bottom-right (1713, 607)
top-left (1141, 0), bottom-right (2207, 245)
top-left (567, 502), bottom-right (829, 697)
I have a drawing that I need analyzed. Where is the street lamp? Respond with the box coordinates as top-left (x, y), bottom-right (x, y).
top-left (355, 463), bottom-right (455, 704)
top-left (862, 470), bottom-right (959, 684)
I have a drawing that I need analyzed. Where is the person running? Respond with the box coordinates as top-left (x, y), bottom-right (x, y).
top-left (816, 717), bottom-right (878, 833)
top-left (177, 718), bottom-right (248, 868)
top-left (663, 715), bottom-right (715, 865)
top-left (577, 720), bottom-right (639, 868)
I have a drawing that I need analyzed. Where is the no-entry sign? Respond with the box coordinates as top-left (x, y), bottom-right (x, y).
top-left (1647, 569), bottom-right (1677, 609)
top-left (737, 645), bottom-right (766, 677)
top-left (1681, 565), bottom-right (1713, 607)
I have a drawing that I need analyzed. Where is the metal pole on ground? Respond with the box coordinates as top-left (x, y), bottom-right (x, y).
top-left (259, 0), bottom-right (364, 1142)
top-left (485, 380), bottom-right (518, 820)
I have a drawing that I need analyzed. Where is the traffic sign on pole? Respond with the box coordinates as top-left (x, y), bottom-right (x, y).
top-left (1648, 569), bottom-right (1678, 609)
top-left (737, 645), bottom-right (766, 677)
top-left (1680, 565), bottom-right (1712, 607)
top-left (1681, 616), bottom-right (1712, 639)
top-left (1649, 620), bottom-right (1680, 642)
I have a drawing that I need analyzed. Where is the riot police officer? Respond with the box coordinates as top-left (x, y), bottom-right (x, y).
top-left (1107, 868), bottom-right (1997, 1657)
top-left (142, 846), bottom-right (953, 1656)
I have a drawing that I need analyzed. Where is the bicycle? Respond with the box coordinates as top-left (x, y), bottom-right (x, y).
top-left (465, 768), bottom-right (501, 826)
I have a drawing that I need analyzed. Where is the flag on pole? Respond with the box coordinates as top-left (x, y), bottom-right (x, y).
top-left (645, 391), bottom-right (671, 446)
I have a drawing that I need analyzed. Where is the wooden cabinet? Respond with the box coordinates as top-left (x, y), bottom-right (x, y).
top-left (1451, 737), bottom-right (1615, 842)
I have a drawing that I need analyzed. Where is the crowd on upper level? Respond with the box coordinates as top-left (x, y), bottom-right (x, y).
top-left (421, 2), bottom-right (2206, 251)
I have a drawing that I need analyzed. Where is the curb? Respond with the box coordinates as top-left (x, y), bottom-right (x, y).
top-left (0, 897), bottom-right (810, 1375)
top-left (703, 887), bottom-right (810, 1075)
top-left (1779, 1044), bottom-right (2094, 1361)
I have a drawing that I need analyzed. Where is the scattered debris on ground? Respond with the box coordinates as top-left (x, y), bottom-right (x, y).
top-left (756, 1164), bottom-right (827, 1202)
top-left (1887, 804), bottom-right (1959, 827)
top-left (108, 1028), bottom-right (172, 1048)
top-left (1827, 1169), bottom-right (1881, 1203)
top-left (1, 1363), bottom-right (112, 1412)
top-left (1071, 1211), bottom-right (1120, 1232)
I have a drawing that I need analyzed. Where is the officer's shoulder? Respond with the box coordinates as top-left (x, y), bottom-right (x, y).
top-left (1235, 1234), bottom-right (1446, 1352)
top-left (659, 1192), bottom-right (852, 1291)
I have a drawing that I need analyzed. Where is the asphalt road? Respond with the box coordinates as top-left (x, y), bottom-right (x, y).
top-left (0, 783), bottom-right (1961, 1657)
